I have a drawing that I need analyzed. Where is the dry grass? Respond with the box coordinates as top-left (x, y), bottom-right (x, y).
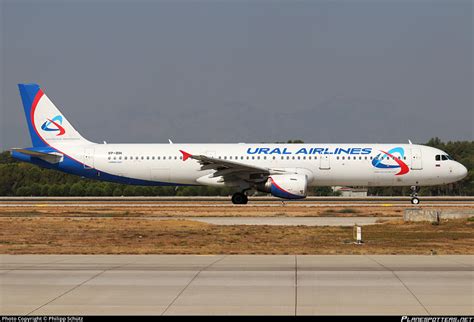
top-left (0, 217), bottom-right (472, 255)
top-left (1, 205), bottom-right (470, 218)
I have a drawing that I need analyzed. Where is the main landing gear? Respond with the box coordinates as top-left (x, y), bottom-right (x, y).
top-left (410, 185), bottom-right (420, 205)
top-left (231, 192), bottom-right (248, 205)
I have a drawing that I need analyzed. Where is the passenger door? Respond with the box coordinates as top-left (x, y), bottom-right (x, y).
top-left (410, 148), bottom-right (423, 170)
top-left (83, 148), bottom-right (94, 169)
top-left (319, 154), bottom-right (331, 170)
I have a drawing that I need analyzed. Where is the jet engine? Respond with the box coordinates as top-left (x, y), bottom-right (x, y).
top-left (256, 174), bottom-right (307, 199)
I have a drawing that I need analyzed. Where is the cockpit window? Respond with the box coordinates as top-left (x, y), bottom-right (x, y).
top-left (446, 155), bottom-right (453, 160)
top-left (441, 155), bottom-right (448, 161)
top-left (435, 155), bottom-right (440, 161)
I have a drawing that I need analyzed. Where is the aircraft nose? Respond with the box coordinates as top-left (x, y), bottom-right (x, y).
top-left (457, 163), bottom-right (468, 180)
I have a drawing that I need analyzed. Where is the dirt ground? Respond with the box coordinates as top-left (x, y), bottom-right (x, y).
top-left (1, 205), bottom-right (471, 218)
top-left (1, 216), bottom-right (472, 255)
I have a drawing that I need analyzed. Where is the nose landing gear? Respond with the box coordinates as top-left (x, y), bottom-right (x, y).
top-left (410, 186), bottom-right (420, 204)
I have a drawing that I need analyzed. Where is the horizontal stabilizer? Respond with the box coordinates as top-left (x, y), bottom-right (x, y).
top-left (11, 148), bottom-right (63, 164)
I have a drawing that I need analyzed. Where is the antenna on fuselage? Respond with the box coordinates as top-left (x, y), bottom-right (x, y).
top-left (408, 140), bottom-right (413, 145)
top-left (168, 139), bottom-right (173, 144)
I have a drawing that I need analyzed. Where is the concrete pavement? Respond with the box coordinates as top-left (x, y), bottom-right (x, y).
top-left (1, 255), bottom-right (472, 315)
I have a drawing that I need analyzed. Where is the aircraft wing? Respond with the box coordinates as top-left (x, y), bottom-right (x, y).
top-left (180, 150), bottom-right (270, 181)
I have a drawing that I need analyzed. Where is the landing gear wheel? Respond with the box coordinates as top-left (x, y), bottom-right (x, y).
top-left (232, 192), bottom-right (248, 205)
top-left (410, 186), bottom-right (420, 204)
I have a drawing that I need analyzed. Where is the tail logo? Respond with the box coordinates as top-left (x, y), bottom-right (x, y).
top-left (372, 147), bottom-right (409, 176)
top-left (41, 115), bottom-right (66, 136)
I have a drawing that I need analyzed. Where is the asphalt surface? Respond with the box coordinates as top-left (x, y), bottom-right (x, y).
top-left (1, 196), bottom-right (473, 207)
top-left (1, 196), bottom-right (473, 202)
top-left (1, 203), bottom-right (473, 208)
top-left (1, 255), bottom-right (472, 315)
top-left (149, 216), bottom-right (393, 226)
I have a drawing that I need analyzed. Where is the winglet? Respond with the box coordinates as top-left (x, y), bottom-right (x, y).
top-left (179, 150), bottom-right (192, 161)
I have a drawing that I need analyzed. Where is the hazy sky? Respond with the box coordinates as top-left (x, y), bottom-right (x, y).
top-left (1, 0), bottom-right (472, 150)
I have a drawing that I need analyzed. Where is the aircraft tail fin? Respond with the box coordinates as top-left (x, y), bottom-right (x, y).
top-left (18, 83), bottom-right (91, 148)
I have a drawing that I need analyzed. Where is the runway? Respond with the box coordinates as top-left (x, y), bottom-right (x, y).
top-left (1, 255), bottom-right (473, 315)
top-left (1, 196), bottom-right (472, 208)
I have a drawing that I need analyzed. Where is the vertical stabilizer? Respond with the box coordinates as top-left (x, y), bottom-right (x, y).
top-left (18, 83), bottom-right (91, 148)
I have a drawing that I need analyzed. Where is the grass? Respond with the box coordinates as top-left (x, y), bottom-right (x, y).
top-left (0, 217), bottom-right (472, 255)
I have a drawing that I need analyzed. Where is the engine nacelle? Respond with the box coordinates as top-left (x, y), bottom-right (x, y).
top-left (256, 174), bottom-right (307, 199)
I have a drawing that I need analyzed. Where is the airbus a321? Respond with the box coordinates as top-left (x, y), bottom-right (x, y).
top-left (11, 84), bottom-right (468, 204)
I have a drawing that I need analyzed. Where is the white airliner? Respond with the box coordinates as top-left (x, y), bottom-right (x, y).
top-left (11, 84), bottom-right (468, 204)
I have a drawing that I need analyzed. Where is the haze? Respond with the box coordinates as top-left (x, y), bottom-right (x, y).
top-left (0, 0), bottom-right (472, 150)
